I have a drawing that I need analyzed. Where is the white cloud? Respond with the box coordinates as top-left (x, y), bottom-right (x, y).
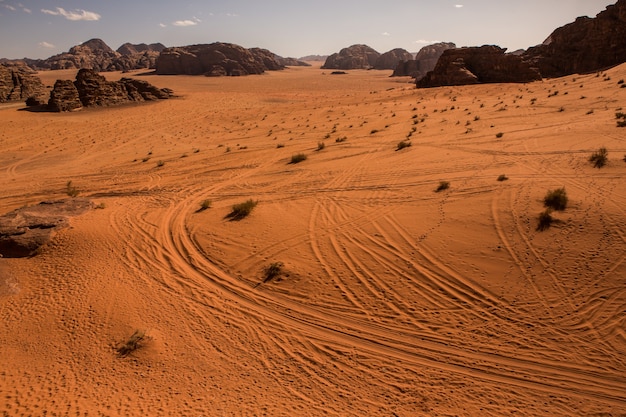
top-left (41, 7), bottom-right (100, 21)
top-left (38, 41), bottom-right (55, 49)
top-left (4, 4), bottom-right (15, 10)
top-left (381, 32), bottom-right (390, 37)
top-left (455, 4), bottom-right (464, 8)
top-left (415, 39), bottom-right (441, 45)
top-left (159, 22), bottom-right (167, 28)
top-left (22, 7), bottom-right (31, 13)
top-left (172, 19), bottom-right (197, 26)
top-left (226, 13), bottom-right (238, 17)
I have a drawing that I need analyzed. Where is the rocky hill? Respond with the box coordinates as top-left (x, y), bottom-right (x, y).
top-left (47, 68), bottom-right (173, 112)
top-left (321, 45), bottom-right (380, 70)
top-left (116, 43), bottom-right (166, 56)
top-left (0, 63), bottom-right (46, 103)
top-left (393, 42), bottom-right (456, 78)
top-left (155, 43), bottom-right (284, 76)
top-left (373, 48), bottom-right (413, 70)
top-left (523, 0), bottom-right (626, 77)
top-left (417, 45), bottom-right (541, 88)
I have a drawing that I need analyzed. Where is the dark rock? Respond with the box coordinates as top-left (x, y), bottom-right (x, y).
top-left (41, 38), bottom-right (121, 72)
top-left (321, 45), bottom-right (380, 70)
top-left (155, 43), bottom-right (284, 76)
top-left (0, 199), bottom-right (93, 258)
top-left (47, 69), bottom-right (173, 112)
top-left (523, 0), bottom-right (626, 77)
top-left (392, 42), bottom-right (456, 78)
top-left (0, 63), bottom-right (46, 103)
top-left (374, 48), bottom-right (413, 70)
top-left (417, 45), bottom-right (542, 88)
top-left (330, 71), bottom-right (347, 75)
top-left (116, 42), bottom-right (166, 56)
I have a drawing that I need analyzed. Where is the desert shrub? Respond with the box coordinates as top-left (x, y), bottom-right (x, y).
top-left (335, 136), bottom-right (347, 143)
top-left (66, 181), bottom-right (79, 197)
top-left (497, 174), bottom-right (509, 182)
top-left (396, 140), bottom-right (412, 151)
top-left (117, 330), bottom-right (146, 357)
top-left (435, 181), bottom-right (450, 192)
top-left (289, 153), bottom-right (307, 164)
top-left (616, 112), bottom-right (626, 127)
top-left (543, 187), bottom-right (568, 211)
top-left (370, 129), bottom-right (379, 134)
top-left (156, 160), bottom-right (165, 167)
top-left (276, 143), bottom-right (285, 148)
top-left (263, 262), bottom-right (284, 283)
top-left (227, 199), bottom-right (258, 220)
top-left (586, 109), bottom-right (594, 115)
top-left (495, 132), bottom-right (504, 138)
top-left (536, 209), bottom-right (554, 231)
top-left (199, 199), bottom-right (212, 211)
top-left (589, 147), bottom-right (608, 168)
top-left (317, 142), bottom-right (325, 151)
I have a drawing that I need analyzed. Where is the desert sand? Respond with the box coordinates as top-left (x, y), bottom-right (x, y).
top-left (1, 64), bottom-right (625, 416)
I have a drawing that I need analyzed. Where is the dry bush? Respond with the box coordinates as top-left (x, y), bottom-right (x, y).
top-left (117, 330), bottom-right (146, 357)
top-left (543, 187), bottom-right (568, 211)
top-left (589, 147), bottom-right (608, 168)
top-left (537, 209), bottom-right (554, 231)
top-left (289, 153), bottom-right (307, 164)
top-left (435, 181), bottom-right (450, 192)
top-left (227, 199), bottom-right (258, 220)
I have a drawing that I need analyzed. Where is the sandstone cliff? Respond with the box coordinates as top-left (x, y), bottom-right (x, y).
top-left (321, 45), bottom-right (380, 70)
top-left (374, 48), bottom-right (413, 70)
top-left (0, 63), bottom-right (46, 103)
top-left (393, 42), bottom-right (456, 78)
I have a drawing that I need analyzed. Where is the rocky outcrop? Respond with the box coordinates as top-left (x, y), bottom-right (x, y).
top-left (275, 56), bottom-right (311, 67)
top-left (374, 48), bottom-right (413, 70)
top-left (0, 63), bottom-right (46, 103)
top-left (523, 0), bottom-right (626, 77)
top-left (40, 38), bottom-right (121, 72)
top-left (393, 42), bottom-right (456, 78)
top-left (47, 68), bottom-right (173, 112)
top-left (417, 45), bottom-right (542, 88)
top-left (321, 45), bottom-right (380, 70)
top-left (155, 43), bottom-right (284, 76)
top-left (116, 42), bottom-right (166, 56)
top-left (0, 199), bottom-right (93, 258)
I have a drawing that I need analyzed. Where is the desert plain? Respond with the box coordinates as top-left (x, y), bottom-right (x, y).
top-left (1, 63), bottom-right (626, 416)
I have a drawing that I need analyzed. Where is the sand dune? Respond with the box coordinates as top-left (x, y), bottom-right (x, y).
top-left (1, 64), bottom-right (625, 416)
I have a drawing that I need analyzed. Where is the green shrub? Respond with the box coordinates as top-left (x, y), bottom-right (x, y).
top-left (435, 181), bottom-right (450, 192)
top-left (543, 187), bottom-right (568, 211)
top-left (289, 153), bottom-right (307, 164)
top-left (589, 147), bottom-right (608, 168)
top-left (227, 199), bottom-right (258, 220)
top-left (536, 209), bottom-right (553, 231)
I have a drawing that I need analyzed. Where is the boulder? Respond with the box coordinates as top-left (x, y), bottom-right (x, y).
top-left (0, 63), bottom-right (46, 103)
top-left (47, 69), bottom-right (173, 112)
top-left (321, 45), bottom-right (380, 70)
top-left (417, 45), bottom-right (542, 88)
top-left (374, 48), bottom-right (413, 70)
top-left (523, 0), bottom-right (626, 77)
top-left (0, 199), bottom-right (93, 258)
top-left (155, 43), bottom-right (284, 76)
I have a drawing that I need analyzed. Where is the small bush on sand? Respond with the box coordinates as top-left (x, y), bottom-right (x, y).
top-left (396, 140), bottom-right (412, 151)
top-left (317, 142), bottom-right (325, 151)
top-left (263, 262), bottom-right (284, 283)
top-left (497, 174), bottom-right (509, 182)
top-left (495, 132), bottom-right (504, 138)
top-left (616, 112), bottom-right (626, 127)
top-left (227, 199), bottom-right (258, 220)
top-left (589, 147), bottom-right (608, 168)
top-left (536, 209), bottom-right (554, 231)
top-left (197, 199), bottom-right (212, 212)
top-left (289, 153), bottom-right (307, 164)
top-left (117, 330), bottom-right (146, 357)
top-left (435, 181), bottom-right (450, 192)
top-left (66, 181), bottom-right (79, 197)
top-left (543, 187), bottom-right (568, 211)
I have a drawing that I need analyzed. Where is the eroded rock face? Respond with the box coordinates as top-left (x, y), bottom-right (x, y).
top-left (0, 199), bottom-right (93, 258)
top-left (41, 38), bottom-right (121, 72)
top-left (321, 45), bottom-right (380, 70)
top-left (523, 0), bottom-right (626, 77)
top-left (47, 69), bottom-right (173, 112)
top-left (0, 63), bottom-right (46, 103)
top-left (374, 48), bottom-right (413, 70)
top-left (417, 45), bottom-right (542, 88)
top-left (393, 42), bottom-right (456, 78)
top-left (155, 43), bottom-right (284, 76)
top-left (116, 42), bottom-right (166, 56)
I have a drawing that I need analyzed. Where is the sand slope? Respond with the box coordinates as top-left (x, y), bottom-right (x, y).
top-left (1, 64), bottom-right (625, 416)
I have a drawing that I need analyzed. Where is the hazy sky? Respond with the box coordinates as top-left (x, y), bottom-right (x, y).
top-left (0, 0), bottom-right (615, 59)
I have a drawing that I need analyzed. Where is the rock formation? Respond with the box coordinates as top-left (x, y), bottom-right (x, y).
top-left (155, 43), bottom-right (284, 76)
top-left (417, 45), bottom-right (542, 88)
top-left (374, 48), bottom-right (413, 70)
top-left (40, 38), bottom-right (121, 72)
top-left (116, 42), bottom-right (166, 56)
top-left (275, 56), bottom-right (311, 67)
top-left (321, 45), bottom-right (380, 70)
top-left (393, 42), bottom-right (456, 78)
top-left (523, 0), bottom-right (626, 77)
top-left (0, 199), bottom-right (93, 258)
top-left (47, 68), bottom-right (173, 112)
top-left (0, 63), bottom-right (46, 103)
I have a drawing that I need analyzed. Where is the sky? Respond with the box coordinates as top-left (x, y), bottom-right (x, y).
top-left (0, 0), bottom-right (616, 60)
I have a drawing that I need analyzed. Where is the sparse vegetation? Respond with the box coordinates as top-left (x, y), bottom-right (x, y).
top-left (370, 129), bottom-right (379, 134)
top-left (117, 330), bottom-right (146, 357)
top-left (586, 109), bottom-right (594, 115)
top-left (435, 181), bottom-right (450, 192)
top-left (156, 160), bottom-right (165, 167)
top-left (227, 199), bottom-right (258, 220)
top-left (396, 140), bottom-right (412, 151)
top-left (335, 136), bottom-right (347, 143)
top-left (536, 209), bottom-right (554, 231)
top-left (317, 142), bottom-right (325, 151)
top-left (289, 153), bottom-right (307, 164)
top-left (616, 112), bottom-right (626, 127)
top-left (263, 262), bottom-right (284, 283)
top-left (66, 181), bottom-right (79, 197)
top-left (198, 199), bottom-right (212, 211)
top-left (495, 132), bottom-right (504, 138)
top-left (589, 147), bottom-right (608, 168)
top-left (543, 187), bottom-right (568, 211)
top-left (276, 143), bottom-right (285, 148)
top-left (497, 174), bottom-right (509, 182)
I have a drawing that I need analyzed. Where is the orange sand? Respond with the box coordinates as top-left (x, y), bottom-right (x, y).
top-left (1, 64), bottom-right (625, 416)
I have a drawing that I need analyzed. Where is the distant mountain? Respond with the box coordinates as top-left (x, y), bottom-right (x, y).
top-left (374, 48), bottom-right (413, 70)
top-left (321, 44), bottom-right (380, 70)
top-left (298, 55), bottom-right (328, 62)
top-left (116, 43), bottom-right (166, 56)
